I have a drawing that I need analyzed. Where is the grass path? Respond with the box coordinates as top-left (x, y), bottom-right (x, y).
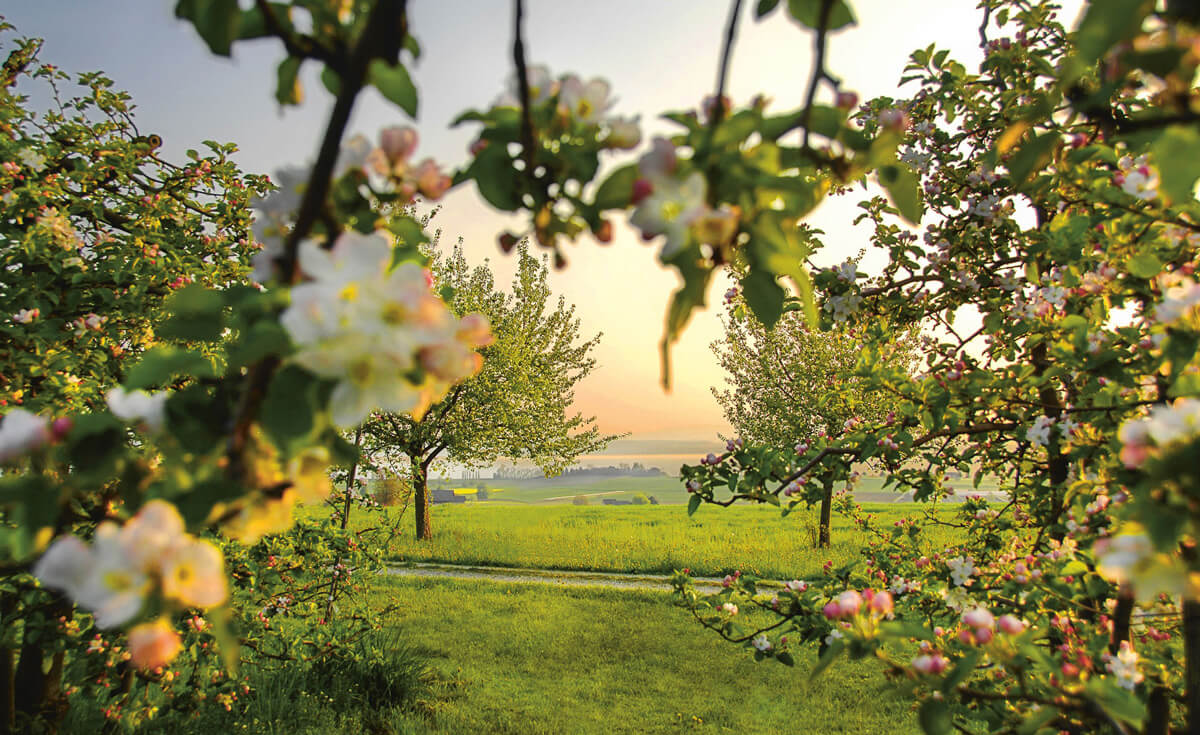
top-left (371, 575), bottom-right (920, 734)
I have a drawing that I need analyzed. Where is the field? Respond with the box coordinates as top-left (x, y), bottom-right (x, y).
top-left (232, 497), bottom-right (966, 733)
top-left (312, 501), bottom-right (963, 579)
top-left (362, 576), bottom-right (920, 734)
top-left (427, 473), bottom-right (1001, 505)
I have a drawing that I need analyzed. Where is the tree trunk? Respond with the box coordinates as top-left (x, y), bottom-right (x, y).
top-left (818, 479), bottom-right (833, 548)
top-left (412, 454), bottom-right (431, 540)
top-left (1185, 599), bottom-right (1200, 735)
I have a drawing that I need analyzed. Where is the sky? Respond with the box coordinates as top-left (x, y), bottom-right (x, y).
top-left (4, 1), bottom-right (1084, 443)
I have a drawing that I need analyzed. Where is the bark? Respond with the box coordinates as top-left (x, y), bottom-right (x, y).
top-left (412, 454), bottom-right (431, 540)
top-left (1185, 599), bottom-right (1200, 735)
top-left (1145, 686), bottom-right (1171, 735)
top-left (818, 478), bottom-right (833, 548)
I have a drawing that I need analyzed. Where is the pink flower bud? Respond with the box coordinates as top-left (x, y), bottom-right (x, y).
top-left (379, 126), bottom-right (419, 162)
top-left (912, 653), bottom-right (949, 675)
top-left (835, 91), bottom-right (859, 110)
top-left (866, 589), bottom-right (893, 616)
top-left (822, 601), bottom-right (842, 620)
top-left (974, 627), bottom-right (993, 644)
top-left (962, 608), bottom-right (995, 631)
top-left (128, 620), bottom-right (182, 672)
top-left (997, 615), bottom-right (1026, 635)
top-left (631, 178), bottom-right (654, 206)
top-left (835, 590), bottom-right (863, 617)
top-left (50, 417), bottom-right (73, 441)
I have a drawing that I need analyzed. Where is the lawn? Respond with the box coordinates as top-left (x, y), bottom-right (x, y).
top-left (313, 501), bottom-right (964, 579)
top-left (363, 576), bottom-right (921, 734)
top-left (424, 474), bottom-right (1001, 505)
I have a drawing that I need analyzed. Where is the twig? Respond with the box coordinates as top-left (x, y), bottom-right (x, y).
top-left (710, 0), bottom-right (744, 131)
top-left (799, 0), bottom-right (841, 150)
top-left (512, 0), bottom-right (537, 183)
top-left (225, 0), bottom-right (409, 482)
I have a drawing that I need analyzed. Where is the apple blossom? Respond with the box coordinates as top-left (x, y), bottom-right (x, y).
top-left (160, 538), bottom-right (228, 609)
top-left (785, 580), bottom-right (808, 593)
top-left (719, 602), bottom-right (738, 616)
top-left (106, 387), bottom-right (169, 433)
top-left (604, 115), bottom-right (641, 149)
top-left (0, 408), bottom-right (51, 462)
top-left (946, 556), bottom-right (976, 586)
top-left (1115, 154), bottom-right (1159, 200)
top-left (751, 634), bottom-right (772, 652)
top-left (127, 618), bottom-right (182, 672)
top-left (1104, 641), bottom-right (1144, 690)
top-left (12, 308), bottom-right (38, 323)
top-left (558, 75), bottom-right (613, 125)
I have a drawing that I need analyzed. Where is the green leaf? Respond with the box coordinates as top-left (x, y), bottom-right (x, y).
top-left (1006, 131), bottom-right (1059, 187)
top-left (320, 67), bottom-right (341, 96)
top-left (470, 144), bottom-right (521, 211)
top-left (941, 649), bottom-right (981, 693)
top-left (175, 0), bottom-right (240, 56)
top-left (124, 347), bottom-right (216, 390)
top-left (687, 493), bottom-right (701, 516)
top-left (660, 254), bottom-right (713, 389)
top-left (756, 0), bottom-right (782, 17)
top-left (227, 320), bottom-right (291, 369)
top-left (918, 699), bottom-right (952, 735)
top-left (64, 413), bottom-right (125, 475)
top-left (878, 163), bottom-right (923, 224)
top-left (261, 365), bottom-right (321, 450)
top-left (1072, 0), bottom-right (1153, 68)
top-left (741, 267), bottom-right (785, 329)
top-left (786, 0), bottom-right (856, 30)
top-left (1017, 706), bottom-right (1059, 735)
top-left (775, 651), bottom-right (795, 666)
top-left (165, 386), bottom-right (229, 454)
top-left (368, 59), bottom-right (418, 117)
top-left (159, 284), bottom-right (226, 342)
top-left (1126, 252), bottom-right (1163, 279)
top-left (810, 639), bottom-right (843, 678)
top-left (387, 215), bottom-right (432, 251)
top-left (879, 621), bottom-right (934, 640)
top-left (1085, 679), bottom-right (1147, 726)
top-left (593, 164), bottom-right (638, 210)
top-left (275, 56), bottom-right (303, 106)
top-left (1150, 125), bottom-right (1200, 205)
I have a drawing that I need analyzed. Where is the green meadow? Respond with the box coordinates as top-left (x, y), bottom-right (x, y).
top-left (234, 496), bottom-right (965, 732)
top-left (372, 502), bottom-right (961, 578)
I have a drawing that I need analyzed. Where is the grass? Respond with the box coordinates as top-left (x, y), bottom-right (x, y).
top-left (314, 502), bottom-right (963, 579)
top-left (361, 576), bottom-right (921, 734)
top-left (68, 576), bottom-right (922, 734)
top-left (423, 474), bottom-right (1001, 505)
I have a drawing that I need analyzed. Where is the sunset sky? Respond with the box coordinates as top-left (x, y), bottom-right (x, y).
top-left (6, 1), bottom-right (1083, 442)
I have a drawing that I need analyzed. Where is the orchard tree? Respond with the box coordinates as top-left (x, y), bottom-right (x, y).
top-left (711, 290), bottom-right (918, 545)
top-left (0, 34), bottom-right (268, 415)
top-left (674, 2), bottom-right (1200, 733)
top-left (362, 240), bottom-right (615, 539)
top-left (1, 0), bottom-right (1197, 732)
